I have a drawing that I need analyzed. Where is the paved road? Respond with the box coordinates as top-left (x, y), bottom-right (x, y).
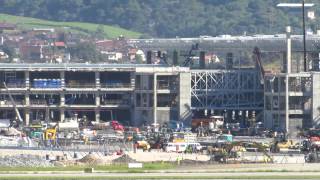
top-left (1, 172), bottom-right (320, 179)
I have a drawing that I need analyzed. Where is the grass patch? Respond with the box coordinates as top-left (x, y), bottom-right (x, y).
top-left (0, 162), bottom-right (175, 172)
top-left (0, 13), bottom-right (141, 39)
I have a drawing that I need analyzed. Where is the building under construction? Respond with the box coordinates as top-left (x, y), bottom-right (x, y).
top-left (0, 62), bottom-right (264, 128)
top-left (264, 27), bottom-right (320, 137)
top-left (0, 64), bottom-right (191, 126)
top-left (1, 28), bottom-right (320, 133)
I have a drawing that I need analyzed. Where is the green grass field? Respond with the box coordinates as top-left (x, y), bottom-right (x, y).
top-left (0, 14), bottom-right (141, 39)
top-left (0, 162), bottom-right (175, 172)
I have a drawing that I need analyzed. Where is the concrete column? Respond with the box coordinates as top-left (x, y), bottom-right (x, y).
top-left (235, 110), bottom-right (239, 123)
top-left (312, 73), bottom-right (320, 128)
top-left (95, 93), bottom-right (100, 106)
top-left (286, 26), bottom-right (292, 73)
top-left (25, 71), bottom-right (30, 88)
top-left (60, 71), bottom-right (65, 88)
top-left (95, 72), bottom-right (100, 88)
top-left (60, 109), bottom-right (65, 122)
top-left (131, 73), bottom-right (136, 126)
top-left (95, 109), bottom-right (100, 122)
top-left (60, 93), bottom-right (65, 106)
top-left (179, 72), bottom-right (192, 123)
top-left (153, 74), bottom-right (157, 126)
top-left (25, 93), bottom-right (30, 106)
top-left (130, 72), bottom-right (135, 88)
top-left (282, 52), bottom-right (287, 73)
top-left (285, 75), bottom-right (289, 134)
top-left (25, 109), bottom-right (30, 126)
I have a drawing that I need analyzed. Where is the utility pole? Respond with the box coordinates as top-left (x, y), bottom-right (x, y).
top-left (277, 1), bottom-right (315, 72)
top-left (302, 0), bottom-right (307, 72)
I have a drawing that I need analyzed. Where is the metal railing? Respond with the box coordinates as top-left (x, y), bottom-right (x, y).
top-left (101, 99), bottom-right (129, 105)
top-left (100, 83), bottom-right (131, 88)
top-left (65, 83), bottom-right (96, 88)
top-left (4, 83), bottom-right (26, 88)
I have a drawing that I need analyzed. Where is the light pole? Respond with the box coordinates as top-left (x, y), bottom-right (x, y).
top-left (277, 1), bottom-right (315, 72)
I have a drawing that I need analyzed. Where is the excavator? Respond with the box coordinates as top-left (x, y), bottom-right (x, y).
top-left (43, 124), bottom-right (57, 147)
top-left (270, 133), bottom-right (300, 153)
top-left (208, 141), bottom-right (272, 163)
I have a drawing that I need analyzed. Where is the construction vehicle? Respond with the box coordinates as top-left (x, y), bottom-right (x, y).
top-left (164, 142), bottom-right (202, 153)
top-left (216, 134), bottom-right (233, 144)
top-left (170, 132), bottom-right (197, 143)
top-left (44, 125), bottom-right (57, 146)
top-left (3, 82), bottom-right (23, 127)
top-left (208, 141), bottom-right (272, 163)
top-left (270, 133), bottom-right (300, 153)
top-left (111, 120), bottom-right (124, 131)
top-left (24, 122), bottom-right (46, 139)
top-left (133, 133), bottom-right (150, 151)
top-left (301, 129), bottom-right (320, 152)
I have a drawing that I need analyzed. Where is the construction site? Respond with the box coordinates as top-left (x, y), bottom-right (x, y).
top-left (1, 27), bottom-right (320, 169)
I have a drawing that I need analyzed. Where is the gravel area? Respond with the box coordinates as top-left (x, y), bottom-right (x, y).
top-left (0, 154), bottom-right (53, 167)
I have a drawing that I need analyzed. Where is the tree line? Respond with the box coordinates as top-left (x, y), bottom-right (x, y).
top-left (0, 0), bottom-right (318, 38)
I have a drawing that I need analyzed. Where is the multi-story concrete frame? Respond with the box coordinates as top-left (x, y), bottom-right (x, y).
top-left (0, 63), bottom-right (191, 127)
top-left (264, 72), bottom-right (320, 137)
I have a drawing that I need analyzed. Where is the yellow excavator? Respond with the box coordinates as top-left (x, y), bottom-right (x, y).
top-left (44, 125), bottom-right (57, 146)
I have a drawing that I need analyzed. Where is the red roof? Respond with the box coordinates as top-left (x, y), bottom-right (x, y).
top-left (54, 41), bottom-right (65, 47)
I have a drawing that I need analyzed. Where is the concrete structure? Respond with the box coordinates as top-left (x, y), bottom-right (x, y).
top-left (0, 63), bottom-right (191, 127)
top-left (264, 72), bottom-right (319, 137)
top-left (128, 35), bottom-right (320, 52)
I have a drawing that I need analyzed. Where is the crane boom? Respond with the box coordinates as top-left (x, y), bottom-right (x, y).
top-left (253, 47), bottom-right (265, 85)
top-left (3, 82), bottom-right (23, 122)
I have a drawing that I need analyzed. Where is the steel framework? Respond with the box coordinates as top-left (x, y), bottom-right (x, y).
top-left (191, 69), bottom-right (264, 110)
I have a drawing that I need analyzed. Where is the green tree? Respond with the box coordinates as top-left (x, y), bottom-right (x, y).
top-left (68, 42), bottom-right (102, 63)
top-left (1, 43), bottom-right (17, 61)
top-left (0, 0), bottom-right (317, 37)
top-left (94, 25), bottom-right (105, 39)
top-left (135, 54), bottom-right (143, 64)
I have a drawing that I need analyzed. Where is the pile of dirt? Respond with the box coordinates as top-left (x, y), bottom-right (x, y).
top-left (78, 154), bottom-right (104, 165)
top-left (112, 154), bottom-right (138, 164)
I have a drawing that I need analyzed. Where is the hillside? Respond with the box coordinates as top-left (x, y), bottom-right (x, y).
top-left (0, 14), bottom-right (141, 39)
top-left (0, 0), bottom-right (318, 38)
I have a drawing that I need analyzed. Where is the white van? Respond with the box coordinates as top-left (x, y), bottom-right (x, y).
top-left (164, 142), bottom-right (202, 153)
